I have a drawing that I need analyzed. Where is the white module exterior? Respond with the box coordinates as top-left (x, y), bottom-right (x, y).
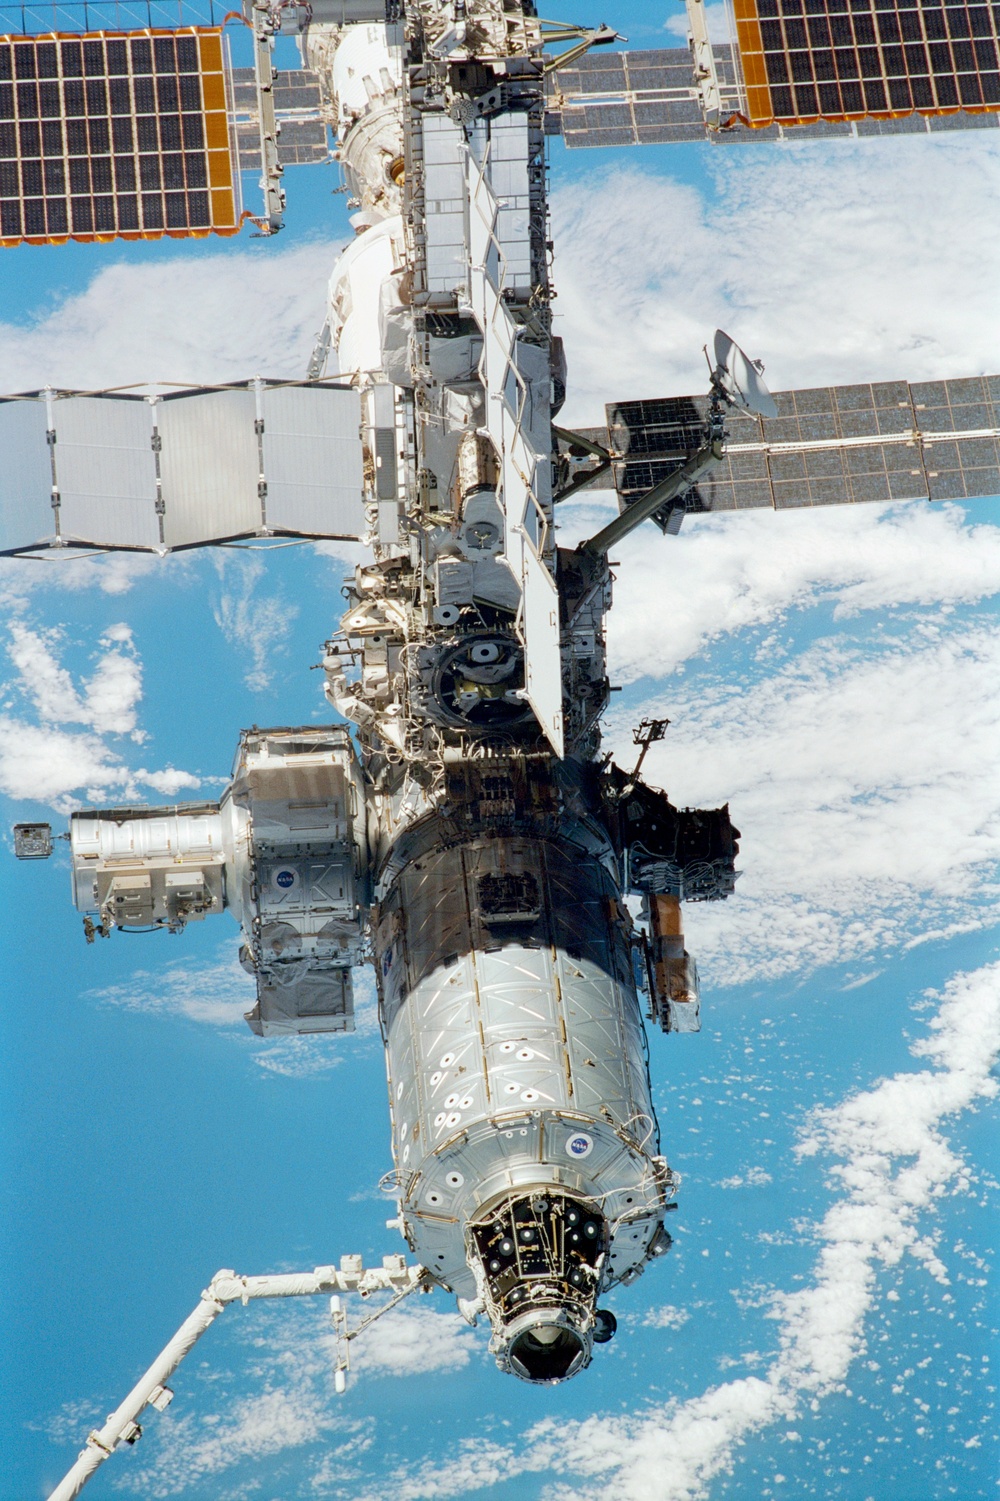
top-left (329, 21), bottom-right (402, 135)
top-left (374, 821), bottom-right (669, 1296)
top-left (68, 728), bottom-right (370, 1036)
top-left (328, 214), bottom-right (408, 377)
top-left (386, 954), bottom-right (664, 1296)
top-left (70, 804), bottom-right (226, 929)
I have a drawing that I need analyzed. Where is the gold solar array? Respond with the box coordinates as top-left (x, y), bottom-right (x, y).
top-left (0, 27), bottom-right (240, 246)
top-left (732, 0), bottom-right (1000, 126)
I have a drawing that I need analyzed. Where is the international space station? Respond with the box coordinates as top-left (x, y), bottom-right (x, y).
top-left (2, 0), bottom-right (999, 1493)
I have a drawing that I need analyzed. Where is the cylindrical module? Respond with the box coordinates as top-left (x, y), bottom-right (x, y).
top-left (373, 811), bottom-right (673, 1381)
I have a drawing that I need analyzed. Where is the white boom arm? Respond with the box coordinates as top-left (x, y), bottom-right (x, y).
top-left (47, 1258), bottom-right (424, 1501)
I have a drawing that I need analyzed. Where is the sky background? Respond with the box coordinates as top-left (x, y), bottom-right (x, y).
top-left (1, 4), bottom-right (999, 1499)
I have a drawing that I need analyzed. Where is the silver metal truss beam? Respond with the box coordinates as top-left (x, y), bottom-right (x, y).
top-left (685, 0), bottom-right (724, 126)
top-left (580, 441), bottom-right (723, 555)
top-left (249, 0), bottom-right (286, 232)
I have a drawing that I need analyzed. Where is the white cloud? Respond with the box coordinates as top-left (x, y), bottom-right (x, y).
top-left (112, 1301), bottom-right (351, 1497)
top-left (639, 1304), bottom-right (692, 1331)
top-left (250, 1037), bottom-right (349, 1078)
top-left (211, 552), bottom-right (300, 693)
top-left (125, 1384), bottom-right (342, 1500)
top-left (32, 1398), bottom-right (104, 1447)
top-left (114, 1297), bottom-right (475, 1498)
top-left (0, 553), bottom-right (185, 615)
top-left (90, 946), bottom-right (378, 1079)
top-left (361, 960), bottom-right (1000, 1501)
top-left (0, 716), bottom-right (200, 811)
top-left (718, 1167), bottom-right (773, 1189)
top-left (591, 500), bottom-right (1000, 684)
top-left (0, 242), bottom-right (341, 393)
top-left (664, 2), bottom-right (732, 42)
top-left (352, 1303), bottom-right (476, 1379)
top-left (552, 140), bottom-right (1000, 420)
top-left (140, 767), bottom-right (207, 796)
top-left (0, 619), bottom-right (200, 810)
top-left (353, 1441), bottom-right (543, 1501)
top-left (6, 620), bottom-right (143, 735)
top-left (89, 951), bottom-right (256, 1028)
top-left (622, 619), bottom-right (1000, 984)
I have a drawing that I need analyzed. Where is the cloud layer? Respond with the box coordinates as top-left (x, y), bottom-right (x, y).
top-left (89, 944), bottom-right (380, 1078)
top-left (592, 500), bottom-right (1000, 683)
top-left (118, 1298), bottom-right (477, 1498)
top-left (630, 615), bottom-right (1000, 984)
top-left (210, 552), bottom-right (301, 693)
top-left (0, 620), bottom-right (200, 810)
top-left (552, 138), bottom-right (1000, 418)
top-left (0, 241), bottom-right (339, 392)
top-left (7, 620), bottom-right (143, 735)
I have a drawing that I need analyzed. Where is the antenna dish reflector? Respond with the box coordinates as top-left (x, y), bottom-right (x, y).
top-left (713, 330), bottom-right (778, 419)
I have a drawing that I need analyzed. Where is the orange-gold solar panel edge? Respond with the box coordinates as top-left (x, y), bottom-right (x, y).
top-left (0, 26), bottom-right (241, 249)
top-left (731, 0), bottom-right (774, 123)
top-left (198, 29), bottom-right (239, 235)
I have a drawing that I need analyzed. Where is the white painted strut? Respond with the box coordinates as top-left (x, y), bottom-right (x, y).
top-left (47, 1259), bottom-right (423, 1501)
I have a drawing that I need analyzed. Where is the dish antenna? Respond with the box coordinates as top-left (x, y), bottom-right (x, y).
top-left (711, 329), bottom-right (779, 419)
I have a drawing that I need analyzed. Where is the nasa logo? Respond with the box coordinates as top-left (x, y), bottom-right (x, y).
top-left (566, 1133), bottom-right (593, 1159)
top-left (275, 870), bottom-right (295, 889)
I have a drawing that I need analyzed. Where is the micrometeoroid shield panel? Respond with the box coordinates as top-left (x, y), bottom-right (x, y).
top-left (732, 0), bottom-right (1000, 127)
top-left (375, 827), bottom-right (663, 1296)
top-left (0, 28), bottom-right (239, 248)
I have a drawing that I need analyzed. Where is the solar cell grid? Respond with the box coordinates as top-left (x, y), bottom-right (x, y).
top-left (606, 377), bottom-right (1000, 514)
top-left (733, 0), bottom-right (1000, 124)
top-left (229, 67), bottom-right (327, 170)
top-left (0, 25), bottom-right (238, 246)
top-left (235, 119), bottom-right (329, 169)
top-left (552, 47), bottom-right (732, 147)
